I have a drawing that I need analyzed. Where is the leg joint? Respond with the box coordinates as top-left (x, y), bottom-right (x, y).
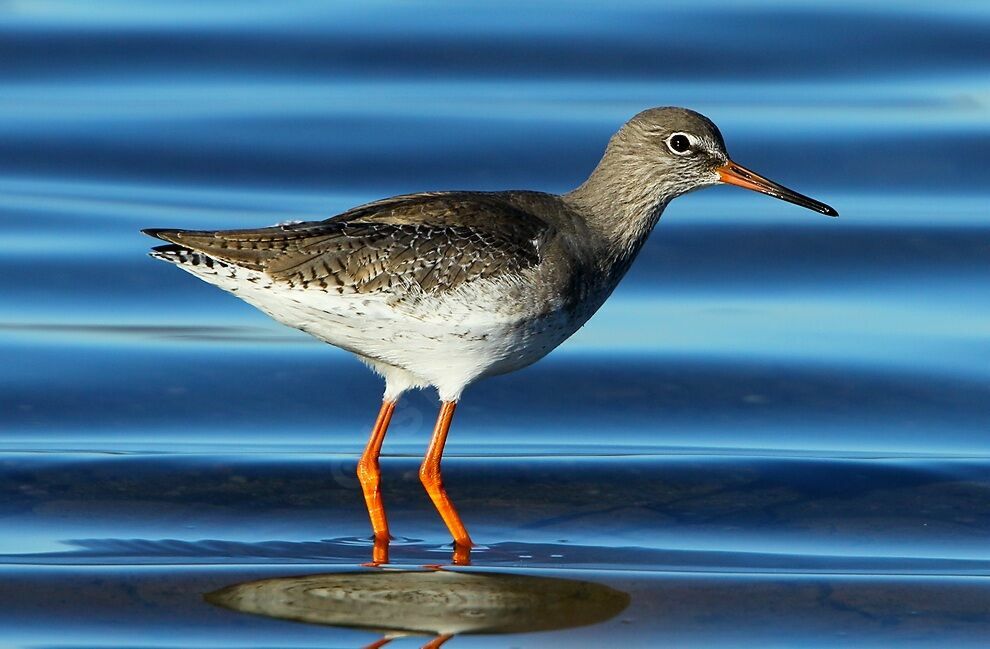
top-left (418, 461), bottom-right (441, 487)
top-left (357, 459), bottom-right (381, 485)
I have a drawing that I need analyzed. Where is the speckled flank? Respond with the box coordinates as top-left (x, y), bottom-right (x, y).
top-left (152, 230), bottom-right (591, 402)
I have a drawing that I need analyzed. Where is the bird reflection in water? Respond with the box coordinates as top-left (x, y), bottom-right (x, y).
top-left (206, 569), bottom-right (630, 648)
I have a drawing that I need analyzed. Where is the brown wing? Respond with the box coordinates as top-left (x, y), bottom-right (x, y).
top-left (145, 192), bottom-right (554, 295)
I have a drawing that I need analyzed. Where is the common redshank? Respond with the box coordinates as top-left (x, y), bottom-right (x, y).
top-left (144, 107), bottom-right (837, 565)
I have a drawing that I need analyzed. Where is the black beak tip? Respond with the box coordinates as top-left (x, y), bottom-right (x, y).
top-left (821, 204), bottom-right (839, 217)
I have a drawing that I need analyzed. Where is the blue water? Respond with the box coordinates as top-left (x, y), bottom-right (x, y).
top-left (2, 2), bottom-right (990, 647)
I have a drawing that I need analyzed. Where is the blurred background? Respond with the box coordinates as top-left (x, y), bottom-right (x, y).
top-left (1, 1), bottom-right (989, 647)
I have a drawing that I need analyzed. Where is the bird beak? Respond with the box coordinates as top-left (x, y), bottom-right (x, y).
top-left (717, 160), bottom-right (838, 216)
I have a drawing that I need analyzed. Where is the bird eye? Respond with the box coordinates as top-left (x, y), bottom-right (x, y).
top-left (667, 133), bottom-right (691, 155)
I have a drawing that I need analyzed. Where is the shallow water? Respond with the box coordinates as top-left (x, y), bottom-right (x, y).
top-left (2, 1), bottom-right (990, 647)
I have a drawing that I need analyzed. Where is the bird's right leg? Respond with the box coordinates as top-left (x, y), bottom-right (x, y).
top-left (357, 399), bottom-right (397, 564)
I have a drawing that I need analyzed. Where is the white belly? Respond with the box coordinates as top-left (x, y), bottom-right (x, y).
top-left (177, 262), bottom-right (587, 400)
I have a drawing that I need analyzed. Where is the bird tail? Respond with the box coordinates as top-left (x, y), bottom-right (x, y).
top-left (143, 229), bottom-right (227, 269)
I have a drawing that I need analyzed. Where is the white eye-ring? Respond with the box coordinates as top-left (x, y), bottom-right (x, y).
top-left (666, 132), bottom-right (692, 155)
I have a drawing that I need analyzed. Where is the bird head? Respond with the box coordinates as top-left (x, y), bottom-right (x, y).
top-left (606, 108), bottom-right (838, 216)
top-left (614, 107), bottom-right (837, 216)
top-left (566, 107), bottom-right (838, 256)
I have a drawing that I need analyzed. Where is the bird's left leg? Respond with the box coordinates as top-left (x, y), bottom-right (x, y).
top-left (420, 401), bottom-right (473, 565)
top-left (357, 398), bottom-right (397, 565)
top-left (361, 638), bottom-right (394, 649)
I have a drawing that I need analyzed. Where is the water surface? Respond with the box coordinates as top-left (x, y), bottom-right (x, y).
top-left (1, 1), bottom-right (989, 646)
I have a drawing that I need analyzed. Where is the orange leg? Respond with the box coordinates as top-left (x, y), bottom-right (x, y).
top-left (419, 401), bottom-right (473, 565)
top-left (420, 635), bottom-right (453, 649)
top-left (357, 399), bottom-right (396, 564)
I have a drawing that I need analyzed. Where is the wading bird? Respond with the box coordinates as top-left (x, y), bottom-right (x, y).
top-left (144, 107), bottom-right (836, 565)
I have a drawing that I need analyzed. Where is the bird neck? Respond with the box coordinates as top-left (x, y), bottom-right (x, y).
top-left (564, 163), bottom-right (671, 266)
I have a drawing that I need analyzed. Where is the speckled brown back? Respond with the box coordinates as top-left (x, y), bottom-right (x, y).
top-left (145, 192), bottom-right (556, 294)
